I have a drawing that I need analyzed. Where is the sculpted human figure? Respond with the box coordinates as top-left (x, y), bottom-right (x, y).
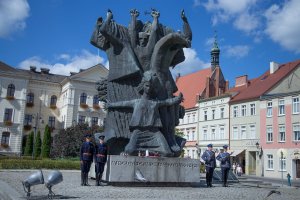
top-left (107, 72), bottom-right (183, 156)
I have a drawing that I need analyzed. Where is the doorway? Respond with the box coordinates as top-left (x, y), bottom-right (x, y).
top-left (296, 159), bottom-right (300, 178)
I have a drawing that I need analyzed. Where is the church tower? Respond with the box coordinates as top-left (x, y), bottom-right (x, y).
top-left (210, 32), bottom-right (220, 71)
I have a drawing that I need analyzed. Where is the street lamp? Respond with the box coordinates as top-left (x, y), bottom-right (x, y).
top-left (281, 150), bottom-right (283, 187)
top-left (255, 142), bottom-right (264, 177)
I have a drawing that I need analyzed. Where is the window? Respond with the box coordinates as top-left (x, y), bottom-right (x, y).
top-left (212, 109), bottom-right (215, 120)
top-left (241, 105), bottom-right (247, 116)
top-left (220, 107), bottom-right (224, 119)
top-left (293, 124), bottom-right (300, 141)
top-left (187, 115), bottom-right (190, 123)
top-left (78, 115), bottom-right (86, 125)
top-left (293, 97), bottom-right (299, 114)
top-left (26, 93), bottom-right (34, 104)
top-left (279, 157), bottom-right (286, 171)
top-left (4, 108), bottom-right (13, 122)
top-left (241, 125), bottom-right (247, 139)
top-left (249, 124), bottom-right (256, 139)
top-left (7, 84), bottom-right (15, 97)
top-left (92, 117), bottom-right (98, 126)
top-left (233, 126), bottom-right (238, 139)
top-left (204, 110), bottom-right (207, 121)
top-left (233, 106), bottom-right (238, 117)
top-left (203, 129), bottom-right (207, 140)
top-left (219, 126), bottom-right (225, 139)
top-left (267, 126), bottom-right (273, 142)
top-left (267, 101), bottom-right (272, 117)
top-left (48, 116), bottom-right (55, 128)
top-left (93, 95), bottom-right (99, 105)
top-left (278, 99), bottom-right (285, 115)
top-left (80, 93), bottom-right (87, 104)
top-left (279, 125), bottom-right (286, 142)
top-left (192, 114), bottom-right (195, 122)
top-left (267, 154), bottom-right (274, 170)
top-left (50, 95), bottom-right (57, 106)
top-left (24, 114), bottom-right (33, 125)
top-left (211, 128), bottom-right (215, 140)
top-left (250, 103), bottom-right (256, 115)
top-left (192, 130), bottom-right (195, 141)
top-left (1, 132), bottom-right (10, 145)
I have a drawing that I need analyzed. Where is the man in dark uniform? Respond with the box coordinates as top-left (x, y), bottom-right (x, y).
top-left (80, 134), bottom-right (95, 186)
top-left (201, 144), bottom-right (216, 187)
top-left (95, 135), bottom-right (108, 186)
top-left (216, 145), bottom-right (231, 187)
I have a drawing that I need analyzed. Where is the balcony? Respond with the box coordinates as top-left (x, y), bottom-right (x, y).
top-left (0, 143), bottom-right (9, 149)
top-left (80, 103), bottom-right (89, 109)
top-left (26, 102), bottom-right (34, 107)
top-left (4, 120), bottom-right (13, 126)
top-left (93, 104), bottom-right (101, 110)
top-left (50, 104), bottom-right (57, 110)
top-left (6, 96), bottom-right (15, 100)
top-left (23, 124), bottom-right (32, 131)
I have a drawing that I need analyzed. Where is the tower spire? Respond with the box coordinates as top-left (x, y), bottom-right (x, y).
top-left (211, 30), bottom-right (220, 70)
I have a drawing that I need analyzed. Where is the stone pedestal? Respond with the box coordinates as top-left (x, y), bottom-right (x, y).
top-left (98, 155), bottom-right (200, 185)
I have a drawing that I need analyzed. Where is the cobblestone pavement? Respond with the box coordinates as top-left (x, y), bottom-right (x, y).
top-left (0, 170), bottom-right (299, 200)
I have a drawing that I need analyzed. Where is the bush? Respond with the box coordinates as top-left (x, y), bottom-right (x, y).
top-left (24, 131), bottom-right (34, 156)
top-left (42, 125), bottom-right (51, 158)
top-left (34, 131), bottom-right (42, 158)
top-left (0, 158), bottom-right (80, 170)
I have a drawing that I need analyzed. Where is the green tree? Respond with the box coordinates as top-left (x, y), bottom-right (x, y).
top-left (42, 125), bottom-right (51, 158)
top-left (51, 123), bottom-right (103, 158)
top-left (175, 128), bottom-right (185, 158)
top-left (34, 130), bottom-right (42, 158)
top-left (24, 131), bottom-right (34, 156)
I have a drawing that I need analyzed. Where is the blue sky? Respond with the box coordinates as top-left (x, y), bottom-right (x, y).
top-left (0, 0), bottom-right (300, 87)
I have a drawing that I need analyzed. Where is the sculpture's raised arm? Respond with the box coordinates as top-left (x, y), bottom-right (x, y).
top-left (129, 9), bottom-right (140, 48)
top-left (147, 9), bottom-right (160, 49)
top-left (158, 93), bottom-right (183, 107)
top-left (107, 100), bottom-right (135, 109)
top-left (99, 9), bottom-right (127, 46)
top-left (181, 9), bottom-right (192, 46)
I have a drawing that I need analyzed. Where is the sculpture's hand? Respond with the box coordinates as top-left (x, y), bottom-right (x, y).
top-left (181, 9), bottom-right (187, 22)
top-left (178, 92), bottom-right (184, 102)
top-left (151, 9), bottom-right (160, 19)
top-left (97, 17), bottom-right (103, 26)
top-left (130, 9), bottom-right (139, 18)
top-left (107, 9), bottom-right (113, 20)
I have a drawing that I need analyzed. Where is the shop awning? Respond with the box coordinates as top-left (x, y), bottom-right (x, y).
top-left (230, 149), bottom-right (245, 157)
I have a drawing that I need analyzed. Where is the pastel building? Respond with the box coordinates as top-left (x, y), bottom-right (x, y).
top-left (0, 61), bottom-right (108, 155)
top-left (259, 60), bottom-right (300, 179)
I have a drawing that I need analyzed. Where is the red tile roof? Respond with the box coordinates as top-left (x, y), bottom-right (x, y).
top-left (230, 59), bottom-right (300, 103)
top-left (175, 68), bottom-right (211, 109)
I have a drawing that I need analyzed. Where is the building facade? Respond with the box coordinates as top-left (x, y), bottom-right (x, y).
top-left (0, 61), bottom-right (108, 155)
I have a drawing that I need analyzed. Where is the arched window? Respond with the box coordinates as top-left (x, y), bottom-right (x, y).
top-left (1, 132), bottom-right (10, 146)
top-left (80, 93), bottom-right (87, 104)
top-left (50, 95), bottom-right (57, 106)
top-left (7, 84), bottom-right (15, 97)
top-left (26, 93), bottom-right (34, 104)
top-left (93, 95), bottom-right (99, 105)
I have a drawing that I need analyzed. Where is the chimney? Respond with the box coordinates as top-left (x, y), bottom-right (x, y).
top-left (40, 68), bottom-right (50, 74)
top-left (30, 66), bottom-right (36, 72)
top-left (79, 69), bottom-right (85, 72)
top-left (225, 80), bottom-right (229, 92)
top-left (235, 75), bottom-right (248, 87)
top-left (270, 61), bottom-right (280, 74)
top-left (70, 72), bottom-right (77, 76)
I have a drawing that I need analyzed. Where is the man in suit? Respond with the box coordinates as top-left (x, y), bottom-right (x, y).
top-left (216, 145), bottom-right (231, 187)
top-left (80, 134), bottom-right (95, 186)
top-left (201, 144), bottom-right (216, 187)
top-left (95, 135), bottom-right (108, 186)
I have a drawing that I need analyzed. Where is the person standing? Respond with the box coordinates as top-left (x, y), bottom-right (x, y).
top-left (95, 135), bottom-right (108, 186)
top-left (201, 144), bottom-right (216, 187)
top-left (216, 145), bottom-right (231, 187)
top-left (80, 134), bottom-right (95, 186)
top-left (287, 173), bottom-right (292, 186)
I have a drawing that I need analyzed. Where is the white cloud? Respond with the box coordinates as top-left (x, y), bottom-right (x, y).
top-left (18, 50), bottom-right (107, 76)
top-left (0, 0), bottom-right (30, 38)
top-left (203, 0), bottom-right (259, 33)
top-left (223, 45), bottom-right (250, 58)
top-left (193, 0), bottom-right (201, 7)
top-left (172, 48), bottom-right (210, 76)
top-left (265, 0), bottom-right (300, 53)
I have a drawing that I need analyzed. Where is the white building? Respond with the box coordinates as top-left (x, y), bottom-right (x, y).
top-left (0, 61), bottom-right (108, 155)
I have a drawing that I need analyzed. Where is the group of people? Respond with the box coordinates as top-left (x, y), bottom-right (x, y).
top-left (232, 162), bottom-right (243, 176)
top-left (80, 134), bottom-right (108, 186)
top-left (201, 144), bottom-right (233, 187)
